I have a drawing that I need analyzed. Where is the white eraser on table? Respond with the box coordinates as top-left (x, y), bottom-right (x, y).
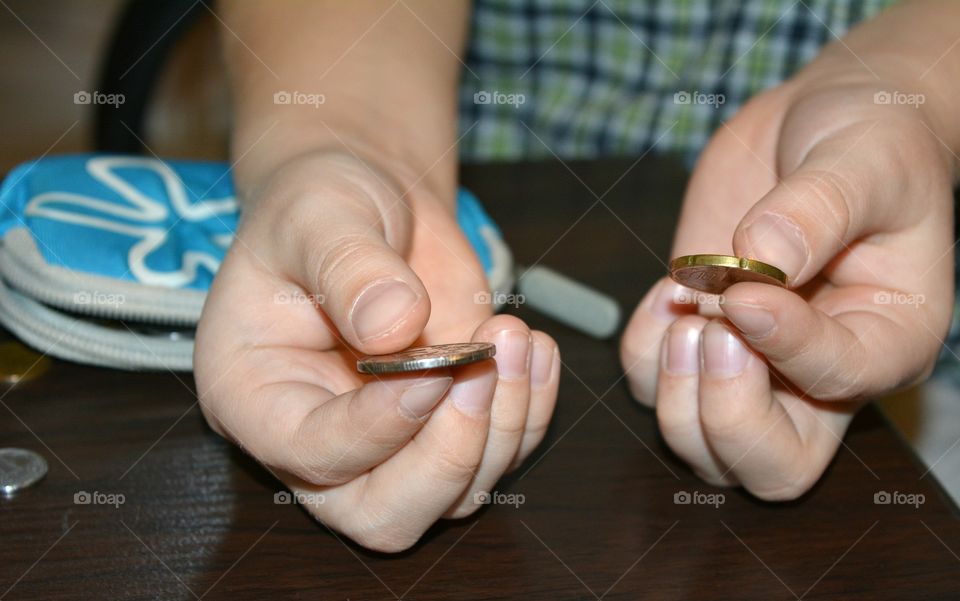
top-left (515, 265), bottom-right (621, 339)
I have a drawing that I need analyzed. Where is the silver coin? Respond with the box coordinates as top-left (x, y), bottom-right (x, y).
top-left (0, 448), bottom-right (48, 495)
top-left (357, 343), bottom-right (496, 375)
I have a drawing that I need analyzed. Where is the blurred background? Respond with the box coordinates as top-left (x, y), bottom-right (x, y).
top-left (0, 0), bottom-right (228, 173)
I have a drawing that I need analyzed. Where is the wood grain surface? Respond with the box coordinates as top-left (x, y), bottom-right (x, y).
top-left (1, 158), bottom-right (958, 600)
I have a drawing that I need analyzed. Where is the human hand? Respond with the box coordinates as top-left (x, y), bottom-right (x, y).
top-left (194, 152), bottom-right (559, 550)
top-left (621, 64), bottom-right (955, 499)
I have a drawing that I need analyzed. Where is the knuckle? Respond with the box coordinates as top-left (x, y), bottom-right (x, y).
top-left (354, 533), bottom-right (417, 554)
top-left (807, 367), bottom-right (868, 402)
top-left (699, 385), bottom-right (756, 440)
top-left (348, 519), bottom-right (420, 553)
top-left (423, 444), bottom-right (481, 487)
top-left (489, 412), bottom-right (528, 439)
top-left (446, 500), bottom-right (483, 520)
top-left (309, 233), bottom-right (384, 294)
top-left (286, 439), bottom-right (354, 487)
top-left (522, 415), bottom-right (552, 442)
top-left (749, 464), bottom-right (820, 502)
top-left (294, 462), bottom-right (352, 488)
top-left (351, 527), bottom-right (418, 553)
top-left (287, 418), bottom-right (355, 487)
top-left (792, 169), bottom-right (854, 239)
top-left (656, 401), bottom-right (700, 442)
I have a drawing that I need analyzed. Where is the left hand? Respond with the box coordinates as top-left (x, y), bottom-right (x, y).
top-left (620, 66), bottom-right (955, 499)
top-left (195, 153), bottom-right (560, 551)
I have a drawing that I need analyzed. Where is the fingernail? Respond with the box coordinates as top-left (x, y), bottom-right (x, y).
top-left (664, 323), bottom-right (699, 375)
top-left (350, 279), bottom-right (420, 342)
top-left (448, 371), bottom-right (496, 418)
top-left (531, 339), bottom-right (556, 388)
top-left (494, 330), bottom-right (531, 380)
top-left (743, 214), bottom-right (808, 281)
top-left (396, 376), bottom-right (453, 420)
top-left (702, 324), bottom-right (749, 377)
top-left (723, 302), bottom-right (776, 339)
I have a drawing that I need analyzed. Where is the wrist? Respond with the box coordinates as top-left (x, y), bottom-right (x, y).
top-left (231, 92), bottom-right (457, 206)
top-left (790, 54), bottom-right (960, 182)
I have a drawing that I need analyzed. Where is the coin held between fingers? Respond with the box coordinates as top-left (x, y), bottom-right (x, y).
top-left (668, 254), bottom-right (787, 295)
top-left (357, 343), bottom-right (496, 375)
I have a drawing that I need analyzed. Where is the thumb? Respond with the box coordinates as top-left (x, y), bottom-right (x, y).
top-left (731, 127), bottom-right (919, 287)
top-left (272, 155), bottom-right (430, 353)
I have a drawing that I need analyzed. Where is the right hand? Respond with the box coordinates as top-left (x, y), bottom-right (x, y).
top-left (194, 152), bottom-right (560, 552)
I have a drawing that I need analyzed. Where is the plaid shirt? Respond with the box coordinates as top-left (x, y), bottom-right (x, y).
top-left (458, 0), bottom-right (897, 165)
top-left (457, 0), bottom-right (960, 378)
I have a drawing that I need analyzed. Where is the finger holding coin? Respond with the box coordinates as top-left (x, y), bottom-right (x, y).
top-left (442, 315), bottom-right (536, 518)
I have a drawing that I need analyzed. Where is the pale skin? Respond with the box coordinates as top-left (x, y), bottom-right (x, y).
top-left (196, 0), bottom-right (959, 550)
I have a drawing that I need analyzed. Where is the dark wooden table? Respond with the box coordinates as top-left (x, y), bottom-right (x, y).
top-left (2, 158), bottom-right (958, 600)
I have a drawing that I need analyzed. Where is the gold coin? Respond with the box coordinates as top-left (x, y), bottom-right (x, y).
top-left (357, 343), bottom-right (496, 375)
top-left (0, 342), bottom-right (52, 384)
top-left (669, 254), bottom-right (787, 295)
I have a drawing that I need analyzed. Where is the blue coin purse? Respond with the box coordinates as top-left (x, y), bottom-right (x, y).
top-left (0, 154), bottom-right (514, 370)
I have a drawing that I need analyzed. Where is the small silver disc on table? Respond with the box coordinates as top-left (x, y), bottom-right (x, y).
top-left (0, 448), bottom-right (48, 495)
top-left (357, 343), bottom-right (496, 375)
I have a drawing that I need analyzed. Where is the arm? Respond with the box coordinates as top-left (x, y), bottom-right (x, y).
top-left (219, 0), bottom-right (469, 200)
top-left (807, 0), bottom-right (960, 157)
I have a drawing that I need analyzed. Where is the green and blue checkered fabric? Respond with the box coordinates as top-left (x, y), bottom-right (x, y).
top-left (458, 0), bottom-right (897, 165)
